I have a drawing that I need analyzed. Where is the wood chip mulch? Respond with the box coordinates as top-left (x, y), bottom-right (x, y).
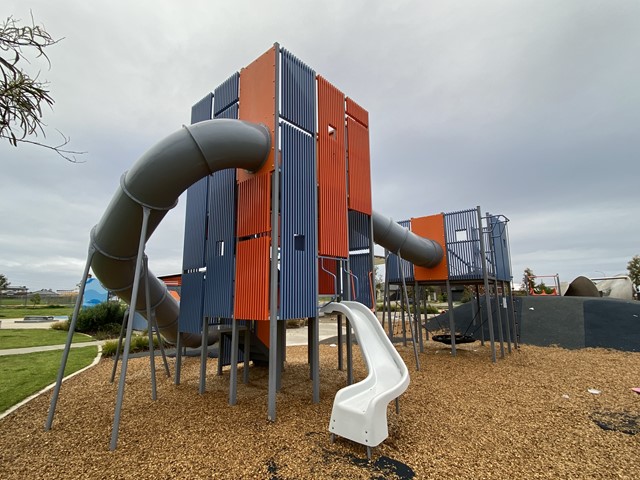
top-left (1, 340), bottom-right (639, 479)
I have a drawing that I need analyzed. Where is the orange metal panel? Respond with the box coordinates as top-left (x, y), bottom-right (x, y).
top-left (318, 258), bottom-right (338, 295)
top-left (236, 173), bottom-right (271, 237)
top-left (346, 117), bottom-right (372, 215)
top-left (238, 46), bottom-right (276, 182)
top-left (346, 97), bottom-right (369, 127)
top-left (255, 320), bottom-right (270, 348)
top-left (234, 236), bottom-right (270, 320)
top-left (317, 75), bottom-right (348, 258)
top-left (411, 214), bottom-right (448, 282)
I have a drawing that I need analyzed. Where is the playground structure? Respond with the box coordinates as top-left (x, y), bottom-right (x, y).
top-left (380, 208), bottom-right (516, 362)
top-left (44, 44), bottom-right (510, 457)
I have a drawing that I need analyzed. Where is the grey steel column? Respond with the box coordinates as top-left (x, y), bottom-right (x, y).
top-left (477, 206), bottom-right (497, 363)
top-left (493, 281), bottom-right (505, 358)
top-left (267, 43), bottom-right (281, 422)
top-left (400, 287), bottom-right (407, 347)
top-left (501, 281), bottom-right (512, 353)
top-left (199, 316), bottom-right (208, 394)
top-left (144, 256), bottom-right (157, 400)
top-left (398, 253), bottom-right (420, 370)
top-left (151, 311), bottom-right (170, 377)
top-left (337, 314), bottom-right (343, 370)
top-left (243, 323), bottom-right (251, 384)
top-left (229, 318), bottom-right (239, 405)
top-left (445, 279), bottom-right (456, 356)
top-left (311, 314), bottom-right (320, 403)
top-left (110, 206), bottom-right (150, 450)
top-left (475, 285), bottom-right (485, 346)
top-left (110, 310), bottom-right (128, 383)
top-left (383, 249), bottom-right (393, 339)
top-left (414, 282), bottom-right (424, 353)
top-left (45, 246), bottom-right (95, 431)
top-left (508, 282), bottom-right (519, 348)
top-left (174, 326), bottom-right (182, 385)
top-left (346, 318), bottom-right (353, 385)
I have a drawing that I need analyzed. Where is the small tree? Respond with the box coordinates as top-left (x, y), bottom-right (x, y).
top-left (31, 292), bottom-right (41, 307)
top-left (0, 273), bottom-right (8, 304)
top-left (628, 255), bottom-right (640, 287)
top-left (522, 267), bottom-right (535, 293)
top-left (0, 13), bottom-right (83, 161)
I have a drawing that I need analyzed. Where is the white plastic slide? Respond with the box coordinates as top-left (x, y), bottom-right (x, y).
top-left (321, 301), bottom-right (409, 448)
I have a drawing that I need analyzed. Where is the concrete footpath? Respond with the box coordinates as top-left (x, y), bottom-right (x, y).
top-left (0, 316), bottom-right (346, 356)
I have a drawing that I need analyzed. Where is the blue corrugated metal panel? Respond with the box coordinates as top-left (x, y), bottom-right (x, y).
top-left (182, 176), bottom-right (208, 270)
top-left (191, 93), bottom-right (213, 124)
top-left (280, 48), bottom-right (315, 134)
top-left (387, 220), bottom-right (415, 283)
top-left (444, 209), bottom-right (495, 281)
top-left (349, 252), bottom-right (374, 308)
top-left (348, 210), bottom-right (371, 251)
top-left (489, 215), bottom-right (511, 281)
top-left (218, 319), bottom-right (247, 367)
top-left (213, 72), bottom-right (239, 116)
top-left (215, 103), bottom-right (239, 120)
top-left (203, 169), bottom-right (236, 318)
top-left (280, 122), bottom-right (317, 319)
top-left (178, 271), bottom-right (204, 334)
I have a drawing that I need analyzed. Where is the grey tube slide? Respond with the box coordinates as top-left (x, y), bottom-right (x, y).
top-left (371, 210), bottom-right (443, 267)
top-left (90, 119), bottom-right (271, 348)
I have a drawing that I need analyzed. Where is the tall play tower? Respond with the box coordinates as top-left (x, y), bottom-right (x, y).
top-left (177, 44), bottom-right (375, 420)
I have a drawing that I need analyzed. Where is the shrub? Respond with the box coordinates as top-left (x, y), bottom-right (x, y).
top-left (71, 301), bottom-right (126, 336)
top-left (51, 320), bottom-right (69, 331)
top-left (101, 334), bottom-right (166, 357)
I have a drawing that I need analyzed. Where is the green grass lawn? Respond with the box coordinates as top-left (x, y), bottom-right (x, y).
top-left (0, 329), bottom-right (94, 350)
top-left (0, 305), bottom-right (74, 318)
top-left (0, 346), bottom-right (99, 412)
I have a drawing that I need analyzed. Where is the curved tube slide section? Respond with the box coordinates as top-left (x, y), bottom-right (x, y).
top-left (90, 119), bottom-right (271, 348)
top-left (371, 210), bottom-right (443, 268)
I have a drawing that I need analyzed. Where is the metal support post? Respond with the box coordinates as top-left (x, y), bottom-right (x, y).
top-left (110, 310), bottom-right (128, 383)
top-left (414, 282), bottom-right (424, 353)
top-left (346, 318), bottom-right (353, 385)
top-left (199, 316), bottom-right (208, 394)
top-left (398, 253), bottom-right (420, 371)
top-left (337, 314), bottom-right (343, 371)
top-left (501, 281), bottom-right (512, 353)
top-left (45, 246), bottom-right (95, 431)
top-left (243, 322), bottom-right (251, 385)
top-left (311, 315), bottom-right (320, 403)
top-left (493, 281), bottom-right (505, 358)
top-left (151, 311), bottom-right (170, 377)
top-left (477, 206), bottom-right (497, 363)
top-left (143, 256), bottom-right (157, 400)
top-left (475, 285), bottom-right (485, 346)
top-left (174, 327), bottom-right (182, 385)
top-left (446, 279), bottom-right (456, 356)
top-left (267, 45), bottom-right (281, 422)
top-left (110, 206), bottom-right (150, 450)
top-left (229, 318), bottom-right (239, 405)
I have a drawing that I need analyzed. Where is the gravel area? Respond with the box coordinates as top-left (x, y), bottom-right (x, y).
top-left (1, 340), bottom-right (639, 479)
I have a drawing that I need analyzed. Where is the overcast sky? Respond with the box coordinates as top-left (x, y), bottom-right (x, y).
top-left (1, 0), bottom-right (639, 291)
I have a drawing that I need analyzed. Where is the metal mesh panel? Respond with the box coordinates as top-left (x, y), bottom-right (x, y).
top-left (203, 169), bottom-right (236, 318)
top-left (280, 123), bottom-right (317, 319)
top-left (349, 252), bottom-right (374, 308)
top-left (444, 209), bottom-right (495, 281)
top-left (178, 271), bottom-right (204, 334)
top-left (280, 48), bottom-right (315, 134)
top-left (348, 210), bottom-right (371, 251)
top-left (489, 215), bottom-right (511, 281)
top-left (213, 72), bottom-right (239, 116)
top-left (191, 93), bottom-right (212, 124)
